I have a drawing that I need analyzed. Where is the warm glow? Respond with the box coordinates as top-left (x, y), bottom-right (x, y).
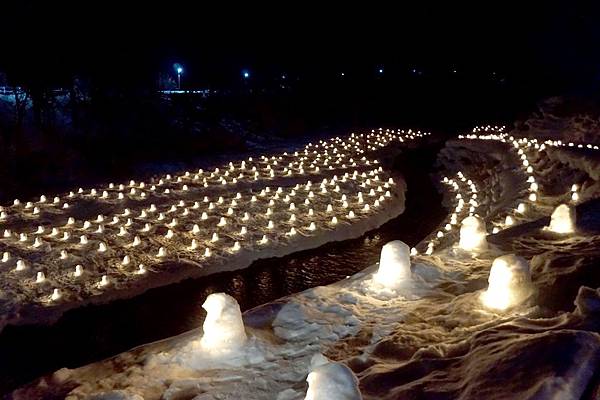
top-left (200, 293), bottom-right (247, 353)
top-left (304, 357), bottom-right (362, 400)
top-left (372, 240), bottom-right (411, 289)
top-left (547, 203), bottom-right (575, 234)
top-left (481, 254), bottom-right (531, 310)
top-left (458, 216), bottom-right (487, 251)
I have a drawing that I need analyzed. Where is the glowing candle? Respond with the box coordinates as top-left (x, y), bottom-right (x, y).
top-left (74, 264), bottom-right (83, 277)
top-left (131, 236), bottom-right (141, 246)
top-left (157, 247), bottom-right (167, 257)
top-left (16, 259), bottom-right (26, 271)
top-left (547, 204), bottom-right (575, 233)
top-left (98, 242), bottom-right (107, 252)
top-left (374, 242), bottom-right (413, 291)
top-left (199, 293), bottom-right (247, 353)
top-left (50, 288), bottom-right (61, 301)
top-left (481, 254), bottom-right (531, 310)
top-left (99, 275), bottom-right (109, 287)
top-left (529, 193), bottom-right (537, 202)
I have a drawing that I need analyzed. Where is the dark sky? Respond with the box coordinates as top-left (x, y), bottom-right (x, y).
top-left (2, 1), bottom-right (600, 89)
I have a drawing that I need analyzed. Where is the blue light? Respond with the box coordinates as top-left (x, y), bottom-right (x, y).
top-left (242, 70), bottom-right (250, 79)
top-left (378, 68), bottom-right (384, 74)
top-left (177, 67), bottom-right (183, 74)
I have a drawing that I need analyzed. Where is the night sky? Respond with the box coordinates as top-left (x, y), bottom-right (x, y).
top-left (1, 2), bottom-right (600, 92)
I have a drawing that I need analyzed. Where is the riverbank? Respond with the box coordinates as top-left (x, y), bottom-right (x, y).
top-left (15, 127), bottom-right (600, 399)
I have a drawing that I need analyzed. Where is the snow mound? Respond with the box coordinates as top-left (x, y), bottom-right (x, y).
top-left (304, 354), bottom-right (362, 400)
top-left (481, 254), bottom-right (532, 310)
top-left (372, 240), bottom-right (411, 289)
top-left (546, 203), bottom-right (576, 234)
top-left (459, 215), bottom-right (488, 251)
top-left (200, 292), bottom-right (247, 354)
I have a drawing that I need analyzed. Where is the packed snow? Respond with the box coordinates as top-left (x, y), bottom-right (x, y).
top-left (10, 124), bottom-right (600, 399)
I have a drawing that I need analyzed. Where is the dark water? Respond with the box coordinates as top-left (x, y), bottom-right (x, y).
top-left (0, 146), bottom-right (446, 394)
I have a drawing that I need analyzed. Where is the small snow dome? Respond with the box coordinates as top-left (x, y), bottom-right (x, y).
top-left (200, 293), bottom-right (247, 353)
top-left (459, 215), bottom-right (487, 251)
top-left (481, 254), bottom-right (531, 310)
top-left (373, 240), bottom-right (411, 288)
top-left (304, 355), bottom-right (362, 400)
top-left (547, 203), bottom-right (575, 234)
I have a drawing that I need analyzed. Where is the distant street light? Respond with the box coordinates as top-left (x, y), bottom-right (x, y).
top-left (242, 69), bottom-right (250, 79)
top-left (177, 67), bottom-right (183, 89)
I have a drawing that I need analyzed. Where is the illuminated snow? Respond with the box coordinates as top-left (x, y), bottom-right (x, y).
top-left (458, 215), bottom-right (487, 251)
top-left (481, 254), bottom-right (532, 310)
top-left (547, 203), bottom-right (575, 234)
top-left (200, 293), bottom-right (247, 354)
top-left (304, 354), bottom-right (362, 400)
top-left (372, 240), bottom-right (411, 289)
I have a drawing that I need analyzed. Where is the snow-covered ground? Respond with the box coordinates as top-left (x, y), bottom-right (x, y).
top-left (11, 125), bottom-right (600, 399)
top-left (0, 130), bottom-right (430, 333)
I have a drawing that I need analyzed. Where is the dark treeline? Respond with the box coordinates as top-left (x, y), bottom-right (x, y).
top-left (1, 1), bottom-right (599, 202)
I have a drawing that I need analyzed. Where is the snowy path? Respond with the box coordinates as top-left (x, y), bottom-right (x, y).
top-left (11, 126), bottom-right (600, 400)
